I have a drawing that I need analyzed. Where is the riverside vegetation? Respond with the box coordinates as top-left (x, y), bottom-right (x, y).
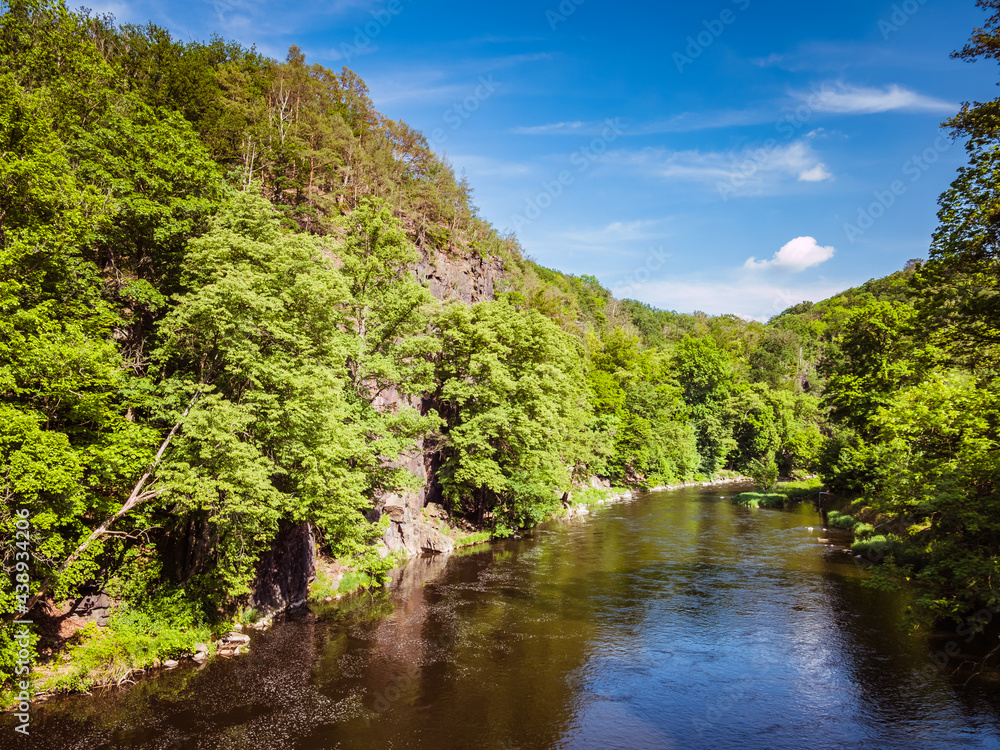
top-left (1, 0), bottom-right (1000, 700)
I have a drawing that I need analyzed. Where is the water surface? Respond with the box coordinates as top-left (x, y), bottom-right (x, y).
top-left (6, 485), bottom-right (1000, 749)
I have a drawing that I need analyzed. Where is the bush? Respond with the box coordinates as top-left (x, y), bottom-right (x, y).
top-left (43, 609), bottom-right (213, 694)
top-left (827, 510), bottom-right (858, 531)
top-left (746, 457), bottom-right (779, 491)
top-left (453, 531), bottom-right (491, 547)
top-left (337, 570), bottom-right (374, 595)
top-left (852, 535), bottom-right (895, 562)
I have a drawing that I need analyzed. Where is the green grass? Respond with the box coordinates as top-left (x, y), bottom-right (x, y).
top-left (852, 535), bottom-right (895, 560)
top-left (38, 609), bottom-right (214, 695)
top-left (572, 487), bottom-right (616, 505)
top-left (733, 478), bottom-right (824, 508)
top-left (573, 486), bottom-right (632, 506)
top-left (827, 509), bottom-right (859, 531)
top-left (775, 478), bottom-right (824, 499)
top-left (453, 530), bottom-right (492, 548)
top-left (732, 491), bottom-right (787, 508)
top-left (309, 568), bottom-right (342, 602)
top-left (337, 570), bottom-right (375, 595)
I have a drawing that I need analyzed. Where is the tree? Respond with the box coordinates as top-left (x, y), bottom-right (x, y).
top-left (149, 192), bottom-right (412, 601)
top-left (432, 299), bottom-right (591, 529)
top-left (335, 196), bottom-right (436, 401)
top-left (858, 371), bottom-right (1000, 627)
top-left (820, 300), bottom-right (920, 433)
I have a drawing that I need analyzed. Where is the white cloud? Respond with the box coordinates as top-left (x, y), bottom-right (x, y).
top-left (744, 236), bottom-right (835, 273)
top-left (804, 83), bottom-right (955, 115)
top-left (751, 52), bottom-right (786, 68)
top-left (513, 121), bottom-right (587, 135)
top-left (798, 163), bottom-right (833, 182)
top-left (599, 140), bottom-right (833, 196)
top-left (552, 218), bottom-right (670, 248)
top-left (447, 153), bottom-right (533, 179)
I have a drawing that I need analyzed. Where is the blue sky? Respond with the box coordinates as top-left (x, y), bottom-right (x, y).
top-left (91, 0), bottom-right (996, 319)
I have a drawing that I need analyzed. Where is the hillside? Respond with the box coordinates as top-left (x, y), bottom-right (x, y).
top-left (2, 0), bottom-right (999, 697)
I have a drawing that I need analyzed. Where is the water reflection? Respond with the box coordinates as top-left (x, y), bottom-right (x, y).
top-left (4, 486), bottom-right (1000, 750)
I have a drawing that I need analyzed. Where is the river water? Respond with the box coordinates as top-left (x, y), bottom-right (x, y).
top-left (6, 485), bottom-right (1000, 749)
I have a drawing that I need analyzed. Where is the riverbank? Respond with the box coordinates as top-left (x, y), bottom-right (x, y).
top-left (729, 478), bottom-right (824, 508)
top-left (563, 472), bottom-right (753, 517)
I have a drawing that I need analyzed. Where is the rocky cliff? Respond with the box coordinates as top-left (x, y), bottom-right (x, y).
top-left (247, 242), bottom-right (508, 613)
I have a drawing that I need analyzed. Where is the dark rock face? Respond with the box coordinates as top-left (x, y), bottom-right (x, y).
top-left (69, 590), bottom-right (113, 627)
top-left (249, 522), bottom-right (316, 615)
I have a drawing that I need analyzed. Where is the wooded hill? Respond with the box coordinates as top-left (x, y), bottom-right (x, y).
top-left (2, 0), bottom-right (999, 690)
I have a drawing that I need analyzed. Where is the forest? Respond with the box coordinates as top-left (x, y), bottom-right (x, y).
top-left (1, 0), bottom-right (998, 695)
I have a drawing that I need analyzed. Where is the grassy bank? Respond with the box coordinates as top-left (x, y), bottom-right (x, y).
top-left (731, 478), bottom-right (824, 508)
top-left (827, 508), bottom-right (899, 560)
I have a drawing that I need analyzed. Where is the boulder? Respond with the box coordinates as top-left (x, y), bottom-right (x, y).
top-left (381, 496), bottom-right (408, 522)
top-left (419, 526), bottom-right (454, 554)
top-left (163, 659), bottom-right (179, 669)
top-left (424, 502), bottom-right (449, 520)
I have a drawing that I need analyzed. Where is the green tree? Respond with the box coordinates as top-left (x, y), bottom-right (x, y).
top-left (432, 300), bottom-right (591, 529)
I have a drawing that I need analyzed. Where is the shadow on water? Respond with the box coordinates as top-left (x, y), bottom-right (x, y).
top-left (4, 485), bottom-right (1000, 749)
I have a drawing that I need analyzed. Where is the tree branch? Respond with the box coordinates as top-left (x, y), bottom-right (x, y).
top-left (18, 390), bottom-right (201, 617)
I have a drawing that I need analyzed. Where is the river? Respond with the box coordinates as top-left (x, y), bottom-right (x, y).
top-left (5, 484), bottom-right (1000, 749)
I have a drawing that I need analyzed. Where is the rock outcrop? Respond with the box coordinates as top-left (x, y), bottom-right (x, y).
top-left (248, 521), bottom-right (316, 615)
top-left (415, 244), bottom-right (506, 305)
top-left (380, 497), bottom-right (455, 556)
top-left (248, 244), bottom-right (506, 588)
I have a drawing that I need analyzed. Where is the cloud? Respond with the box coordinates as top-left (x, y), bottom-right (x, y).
top-left (483, 52), bottom-right (553, 70)
top-left (803, 83), bottom-right (955, 115)
top-left (637, 107), bottom-right (775, 134)
top-left (600, 140), bottom-right (833, 196)
top-left (744, 236), bottom-right (835, 272)
top-left (552, 218), bottom-right (671, 248)
top-left (467, 34), bottom-right (547, 44)
top-left (751, 52), bottom-right (786, 68)
top-left (798, 163), bottom-right (833, 182)
top-left (447, 153), bottom-right (533, 179)
top-left (513, 121), bottom-right (587, 135)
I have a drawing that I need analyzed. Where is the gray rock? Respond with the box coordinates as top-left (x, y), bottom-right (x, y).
top-left (424, 502), bottom-right (449, 520)
top-left (163, 659), bottom-right (179, 668)
top-left (420, 525), bottom-right (454, 554)
top-left (382, 501), bottom-right (408, 522)
top-left (222, 632), bottom-right (251, 644)
top-left (192, 652), bottom-right (207, 663)
top-left (193, 642), bottom-right (209, 654)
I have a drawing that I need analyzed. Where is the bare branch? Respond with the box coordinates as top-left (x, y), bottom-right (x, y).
top-left (15, 390), bottom-right (201, 618)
